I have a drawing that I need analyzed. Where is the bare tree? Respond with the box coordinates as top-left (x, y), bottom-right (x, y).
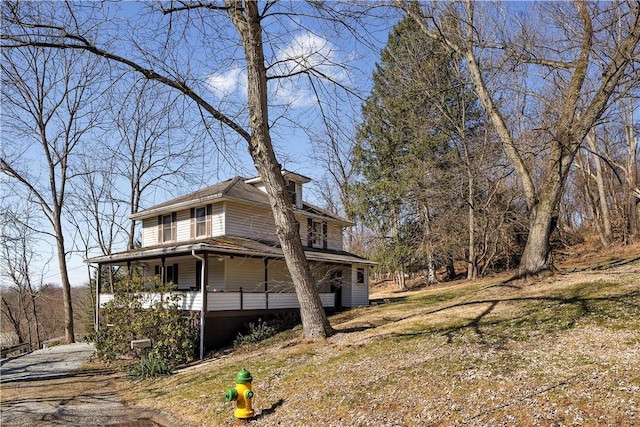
top-left (618, 95), bottom-right (639, 241)
top-left (1, 9), bottom-right (107, 342)
top-left (0, 202), bottom-right (47, 348)
top-left (0, 0), bottom-right (389, 339)
top-left (399, 0), bottom-right (640, 276)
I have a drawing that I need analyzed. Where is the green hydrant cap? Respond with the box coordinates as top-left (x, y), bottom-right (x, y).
top-left (235, 369), bottom-right (253, 384)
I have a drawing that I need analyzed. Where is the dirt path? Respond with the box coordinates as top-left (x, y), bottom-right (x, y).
top-left (0, 343), bottom-right (169, 426)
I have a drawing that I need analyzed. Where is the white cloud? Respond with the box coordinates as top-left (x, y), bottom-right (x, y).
top-left (206, 67), bottom-right (246, 99)
top-left (206, 32), bottom-right (348, 110)
top-left (274, 32), bottom-right (344, 80)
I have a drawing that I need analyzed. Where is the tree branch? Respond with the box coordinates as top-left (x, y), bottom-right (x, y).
top-left (2, 24), bottom-right (251, 142)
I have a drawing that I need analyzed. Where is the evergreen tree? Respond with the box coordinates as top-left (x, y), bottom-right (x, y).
top-left (351, 16), bottom-right (484, 285)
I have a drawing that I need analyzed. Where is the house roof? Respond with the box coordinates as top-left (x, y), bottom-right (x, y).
top-left (244, 169), bottom-right (312, 184)
top-left (85, 236), bottom-right (376, 266)
top-left (130, 174), bottom-right (353, 225)
top-left (130, 177), bottom-right (269, 220)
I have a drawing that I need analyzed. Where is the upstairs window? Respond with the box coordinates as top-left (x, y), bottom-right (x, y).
top-left (159, 213), bottom-right (176, 243)
top-left (195, 207), bottom-right (207, 237)
top-left (191, 204), bottom-right (211, 239)
top-left (312, 221), bottom-right (323, 247)
top-left (307, 219), bottom-right (328, 249)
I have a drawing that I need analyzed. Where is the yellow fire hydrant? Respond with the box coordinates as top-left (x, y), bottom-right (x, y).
top-left (225, 369), bottom-right (255, 420)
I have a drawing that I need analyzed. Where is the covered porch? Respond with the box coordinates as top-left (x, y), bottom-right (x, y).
top-left (88, 237), bottom-right (372, 355)
top-left (98, 289), bottom-right (336, 311)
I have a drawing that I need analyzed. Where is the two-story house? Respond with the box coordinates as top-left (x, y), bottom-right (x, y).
top-left (87, 171), bottom-right (373, 352)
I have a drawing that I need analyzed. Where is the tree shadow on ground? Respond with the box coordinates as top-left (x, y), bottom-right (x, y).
top-left (253, 398), bottom-right (284, 420)
top-left (392, 289), bottom-right (640, 346)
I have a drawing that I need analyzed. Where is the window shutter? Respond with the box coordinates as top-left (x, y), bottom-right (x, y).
top-left (171, 212), bottom-right (177, 242)
top-left (195, 260), bottom-right (202, 290)
top-left (307, 218), bottom-right (313, 247)
top-left (157, 215), bottom-right (162, 243)
top-left (206, 204), bottom-right (212, 236)
top-left (322, 222), bottom-right (328, 250)
top-left (173, 264), bottom-right (179, 285)
top-left (190, 208), bottom-right (195, 239)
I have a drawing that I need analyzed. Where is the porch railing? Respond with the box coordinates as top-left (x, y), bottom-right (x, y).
top-left (98, 289), bottom-right (335, 312)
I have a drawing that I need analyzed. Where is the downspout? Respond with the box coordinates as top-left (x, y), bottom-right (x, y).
top-left (192, 250), bottom-right (206, 360)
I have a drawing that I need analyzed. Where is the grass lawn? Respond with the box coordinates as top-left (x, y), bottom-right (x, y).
top-left (120, 250), bottom-right (640, 426)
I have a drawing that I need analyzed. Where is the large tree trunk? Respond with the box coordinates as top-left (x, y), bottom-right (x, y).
top-left (518, 198), bottom-right (556, 276)
top-left (54, 211), bottom-right (75, 344)
top-left (226, 0), bottom-right (332, 340)
top-left (467, 168), bottom-right (477, 280)
top-left (623, 99), bottom-right (638, 241)
top-left (586, 132), bottom-right (613, 245)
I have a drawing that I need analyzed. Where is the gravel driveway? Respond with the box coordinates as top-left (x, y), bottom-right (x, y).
top-left (0, 343), bottom-right (175, 426)
top-left (1, 343), bottom-right (97, 384)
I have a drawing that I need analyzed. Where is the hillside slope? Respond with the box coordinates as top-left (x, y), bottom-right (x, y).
top-left (123, 252), bottom-right (640, 426)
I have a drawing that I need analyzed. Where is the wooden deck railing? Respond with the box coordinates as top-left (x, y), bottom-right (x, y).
top-left (99, 289), bottom-right (335, 312)
top-left (1, 342), bottom-right (31, 358)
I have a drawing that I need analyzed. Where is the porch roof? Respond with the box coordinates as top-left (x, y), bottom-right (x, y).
top-left (85, 236), bottom-right (376, 266)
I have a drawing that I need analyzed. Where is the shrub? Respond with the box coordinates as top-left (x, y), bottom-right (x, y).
top-left (233, 318), bottom-right (281, 347)
top-left (89, 276), bottom-right (198, 368)
top-left (128, 354), bottom-right (172, 379)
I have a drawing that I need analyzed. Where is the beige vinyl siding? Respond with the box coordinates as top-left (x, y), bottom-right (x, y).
top-left (350, 264), bottom-right (369, 307)
top-left (174, 209), bottom-right (190, 242)
top-left (224, 201), bottom-right (277, 243)
top-left (208, 257), bottom-right (225, 291)
top-left (327, 223), bottom-right (343, 251)
top-left (310, 264), bottom-right (334, 293)
top-left (141, 217), bottom-right (158, 248)
top-left (266, 260), bottom-right (293, 292)
top-left (211, 204), bottom-right (224, 236)
top-left (224, 257), bottom-right (264, 292)
top-left (177, 259), bottom-right (196, 290)
top-left (140, 209), bottom-right (190, 246)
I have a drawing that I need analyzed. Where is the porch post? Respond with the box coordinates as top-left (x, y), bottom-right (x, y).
top-left (264, 258), bottom-right (269, 309)
top-left (192, 250), bottom-right (207, 360)
top-left (202, 252), bottom-right (208, 359)
top-left (161, 256), bottom-right (166, 285)
top-left (95, 263), bottom-right (101, 332)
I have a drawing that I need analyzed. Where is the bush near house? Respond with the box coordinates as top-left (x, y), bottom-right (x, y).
top-left (89, 276), bottom-right (198, 369)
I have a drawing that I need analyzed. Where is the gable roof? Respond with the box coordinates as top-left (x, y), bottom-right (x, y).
top-left (130, 174), bottom-right (353, 225)
top-left (130, 177), bottom-right (269, 220)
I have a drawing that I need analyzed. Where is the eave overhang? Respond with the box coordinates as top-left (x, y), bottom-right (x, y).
top-left (86, 238), bottom-right (376, 267)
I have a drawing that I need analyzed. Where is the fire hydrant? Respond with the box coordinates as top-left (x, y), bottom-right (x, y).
top-left (225, 369), bottom-right (255, 420)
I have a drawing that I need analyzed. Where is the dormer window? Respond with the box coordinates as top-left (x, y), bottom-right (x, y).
top-left (287, 180), bottom-right (297, 206)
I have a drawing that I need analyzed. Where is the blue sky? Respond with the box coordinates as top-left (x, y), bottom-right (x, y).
top-left (2, 1), bottom-right (399, 288)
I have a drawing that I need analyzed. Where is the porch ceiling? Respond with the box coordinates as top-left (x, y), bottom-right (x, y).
top-left (85, 236), bottom-right (376, 266)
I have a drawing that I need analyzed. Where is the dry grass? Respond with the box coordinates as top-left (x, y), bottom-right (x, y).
top-left (120, 247), bottom-right (640, 426)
